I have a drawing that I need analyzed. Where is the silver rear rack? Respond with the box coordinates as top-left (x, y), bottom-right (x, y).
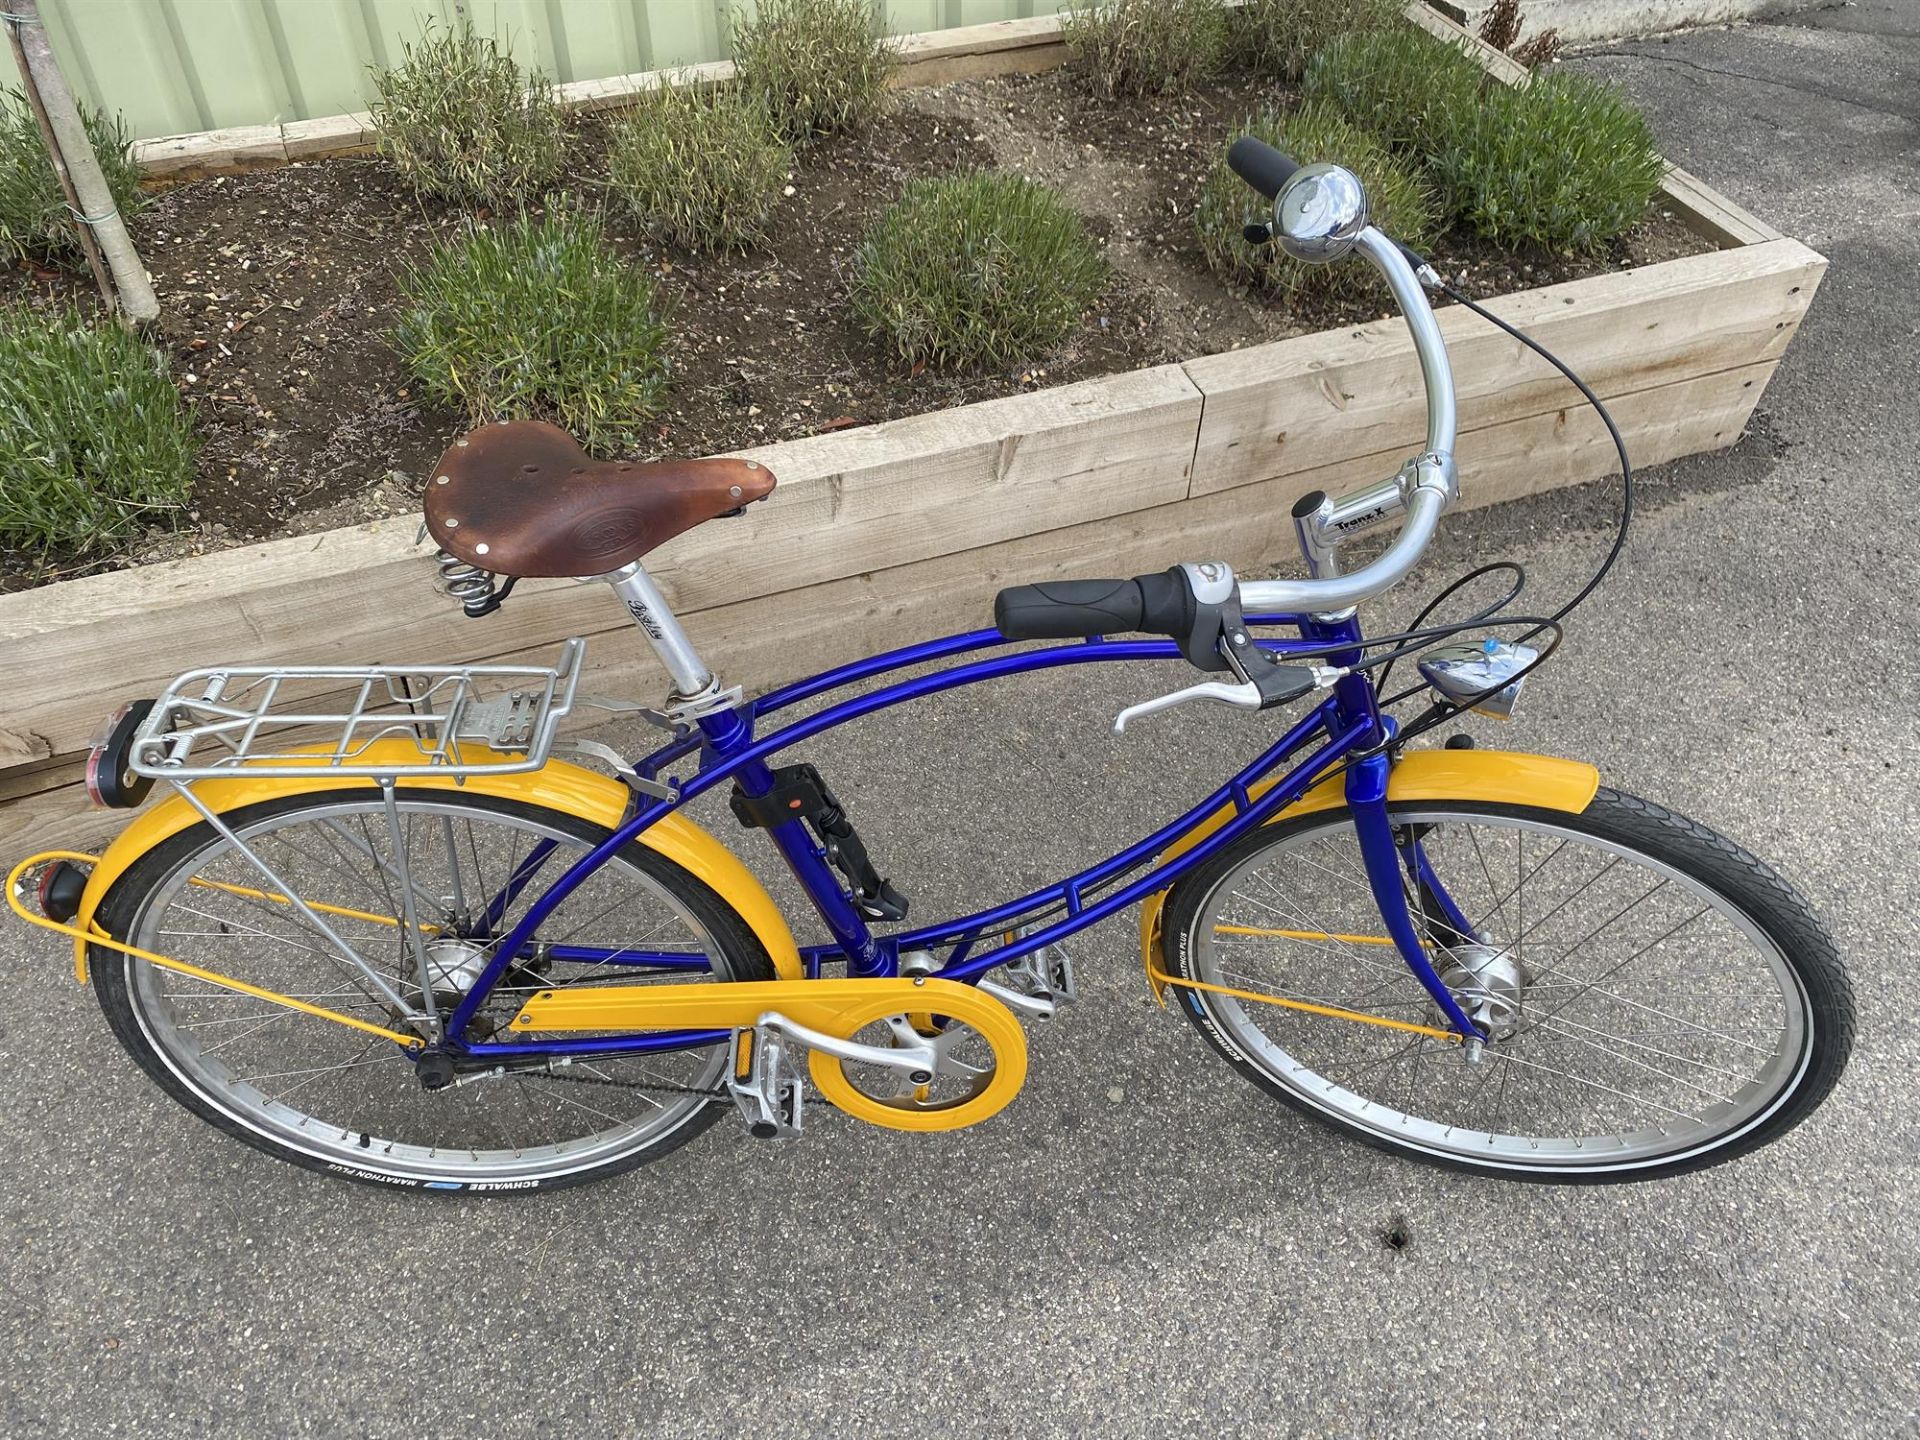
top-left (129, 639), bottom-right (586, 781)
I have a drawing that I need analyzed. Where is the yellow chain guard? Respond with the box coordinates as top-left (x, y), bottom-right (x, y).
top-left (508, 976), bottom-right (1027, 1133)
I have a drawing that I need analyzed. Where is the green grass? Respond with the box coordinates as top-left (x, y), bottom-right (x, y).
top-left (1301, 26), bottom-right (1487, 159)
top-left (1431, 72), bottom-right (1666, 251)
top-left (607, 81), bottom-right (792, 252)
top-left (390, 209), bottom-right (671, 455)
top-left (1227, 0), bottom-right (1404, 82)
top-left (732, 0), bottom-right (895, 143)
top-left (1194, 103), bottom-right (1437, 301)
top-left (369, 22), bottom-right (567, 207)
top-left (1061, 0), bottom-right (1230, 99)
top-left (0, 306), bottom-right (196, 556)
top-left (850, 171), bottom-right (1108, 372)
top-left (0, 88), bottom-right (145, 269)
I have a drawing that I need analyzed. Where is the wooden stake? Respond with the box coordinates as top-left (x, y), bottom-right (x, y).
top-left (3, 0), bottom-right (157, 322)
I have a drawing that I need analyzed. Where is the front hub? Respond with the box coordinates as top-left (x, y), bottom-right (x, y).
top-left (1435, 942), bottom-right (1527, 1041)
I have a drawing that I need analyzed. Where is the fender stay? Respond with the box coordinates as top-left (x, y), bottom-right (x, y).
top-left (66, 741), bottom-right (802, 983)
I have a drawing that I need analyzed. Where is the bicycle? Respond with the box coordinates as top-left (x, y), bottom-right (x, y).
top-left (8, 140), bottom-right (1853, 1193)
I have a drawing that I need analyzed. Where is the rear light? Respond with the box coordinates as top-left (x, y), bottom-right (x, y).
top-left (84, 699), bottom-right (157, 809)
top-left (36, 860), bottom-right (87, 923)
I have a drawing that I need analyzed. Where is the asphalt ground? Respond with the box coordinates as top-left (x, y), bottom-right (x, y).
top-left (4, 7), bottom-right (1917, 1436)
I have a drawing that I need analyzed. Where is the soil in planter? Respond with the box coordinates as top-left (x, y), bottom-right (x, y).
top-left (0, 66), bottom-right (1713, 591)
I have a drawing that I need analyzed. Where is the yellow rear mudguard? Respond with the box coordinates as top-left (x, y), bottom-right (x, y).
top-left (1137, 749), bottom-right (1599, 1001)
top-left (69, 740), bottom-right (802, 982)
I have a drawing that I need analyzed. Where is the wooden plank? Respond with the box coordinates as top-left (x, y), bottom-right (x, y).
top-left (889, 15), bottom-right (1069, 86)
top-left (0, 365), bottom-right (1201, 765)
top-left (127, 9), bottom-right (1077, 176)
top-left (490, 357), bottom-right (1784, 696)
top-left (281, 112), bottom-right (372, 161)
top-left (1660, 166), bottom-right (1784, 249)
top-left (4, 780), bottom-right (131, 860)
top-left (1403, 0), bottom-right (1531, 84)
top-left (649, 364), bottom-right (1201, 614)
top-left (2, 357), bottom-right (1776, 864)
top-left (892, 16), bottom-right (1072, 61)
top-left (1184, 238), bottom-right (1823, 497)
top-left (0, 727), bottom-right (52, 769)
top-left (135, 122), bottom-right (287, 178)
top-left (552, 59), bottom-right (736, 112)
top-left (886, 43), bottom-right (1069, 88)
top-left (0, 751), bottom-right (79, 806)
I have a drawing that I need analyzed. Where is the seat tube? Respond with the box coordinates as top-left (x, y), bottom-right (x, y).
top-left (607, 562), bottom-right (883, 972)
top-left (695, 704), bottom-right (885, 977)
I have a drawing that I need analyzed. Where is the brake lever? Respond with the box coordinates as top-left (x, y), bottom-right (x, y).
top-left (1112, 664), bottom-right (1348, 734)
top-left (1113, 681), bottom-right (1262, 734)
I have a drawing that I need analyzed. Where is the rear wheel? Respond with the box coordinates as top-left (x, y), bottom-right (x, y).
top-left (1160, 788), bottom-right (1853, 1182)
top-left (92, 790), bottom-right (774, 1193)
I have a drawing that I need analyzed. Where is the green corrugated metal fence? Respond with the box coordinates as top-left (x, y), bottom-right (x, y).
top-left (9, 0), bottom-right (1073, 141)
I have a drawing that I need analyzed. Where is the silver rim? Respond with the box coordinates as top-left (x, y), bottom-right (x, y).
top-left (1183, 808), bottom-right (1810, 1173)
top-left (121, 795), bottom-right (745, 1186)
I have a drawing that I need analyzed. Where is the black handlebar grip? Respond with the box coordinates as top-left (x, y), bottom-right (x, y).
top-left (993, 578), bottom-right (1145, 640)
top-left (1227, 137), bottom-right (1300, 200)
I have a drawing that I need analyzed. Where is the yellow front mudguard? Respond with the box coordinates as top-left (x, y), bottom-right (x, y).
top-left (1137, 749), bottom-right (1600, 1002)
top-left (69, 739), bottom-right (803, 982)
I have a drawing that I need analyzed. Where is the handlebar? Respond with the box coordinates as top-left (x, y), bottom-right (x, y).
top-left (1226, 136), bottom-right (1300, 199)
top-left (1227, 141), bottom-right (1460, 614)
top-left (990, 141), bottom-right (1467, 719)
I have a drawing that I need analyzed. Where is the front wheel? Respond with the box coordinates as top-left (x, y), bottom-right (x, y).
top-left (1160, 787), bottom-right (1853, 1182)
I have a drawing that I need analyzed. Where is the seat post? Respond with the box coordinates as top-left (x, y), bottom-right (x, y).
top-left (604, 562), bottom-right (714, 697)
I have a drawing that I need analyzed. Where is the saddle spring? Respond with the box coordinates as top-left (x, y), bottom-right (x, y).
top-left (434, 549), bottom-right (514, 618)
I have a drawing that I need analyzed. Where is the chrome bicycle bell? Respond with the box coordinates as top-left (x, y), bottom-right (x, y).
top-left (1273, 163), bottom-right (1369, 264)
top-left (1418, 638), bottom-right (1539, 720)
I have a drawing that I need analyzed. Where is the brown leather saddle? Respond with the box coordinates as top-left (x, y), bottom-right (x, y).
top-left (422, 421), bottom-right (776, 578)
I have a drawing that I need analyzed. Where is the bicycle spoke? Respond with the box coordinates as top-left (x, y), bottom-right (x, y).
top-left (1182, 804), bottom-right (1813, 1170)
top-left (119, 794), bottom-right (749, 1184)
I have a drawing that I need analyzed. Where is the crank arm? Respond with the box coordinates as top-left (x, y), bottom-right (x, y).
top-left (756, 1010), bottom-right (938, 1083)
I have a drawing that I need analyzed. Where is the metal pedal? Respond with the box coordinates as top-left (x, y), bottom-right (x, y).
top-left (726, 1025), bottom-right (805, 1140)
top-left (978, 931), bottom-right (1077, 1023)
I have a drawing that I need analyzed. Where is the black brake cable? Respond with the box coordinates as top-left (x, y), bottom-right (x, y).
top-left (1350, 280), bottom-right (1638, 750)
top-left (1441, 283), bottom-right (1637, 641)
top-left (1371, 560), bottom-right (1526, 696)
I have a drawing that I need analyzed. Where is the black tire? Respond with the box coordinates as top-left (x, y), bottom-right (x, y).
top-left (91, 789), bottom-right (776, 1195)
top-left (1160, 786), bottom-right (1854, 1183)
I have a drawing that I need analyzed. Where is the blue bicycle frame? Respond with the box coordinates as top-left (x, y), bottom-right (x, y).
top-left (436, 607), bottom-right (1487, 1062)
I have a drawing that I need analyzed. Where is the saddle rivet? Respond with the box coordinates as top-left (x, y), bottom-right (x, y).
top-left (745, 461), bottom-right (759, 470)
top-left (729, 485), bottom-right (742, 498)
top-left (475, 542), bottom-right (490, 555)
top-left (445, 518), bottom-right (459, 528)
top-left (456, 438), bottom-right (469, 447)
top-left (435, 475), bottom-right (450, 485)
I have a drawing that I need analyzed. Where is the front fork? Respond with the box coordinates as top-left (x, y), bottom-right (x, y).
top-left (1313, 616), bottom-right (1485, 1043)
top-left (1346, 753), bottom-right (1484, 1041)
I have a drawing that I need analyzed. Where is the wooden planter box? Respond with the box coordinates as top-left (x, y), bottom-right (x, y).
top-left (0, 6), bottom-right (1824, 854)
